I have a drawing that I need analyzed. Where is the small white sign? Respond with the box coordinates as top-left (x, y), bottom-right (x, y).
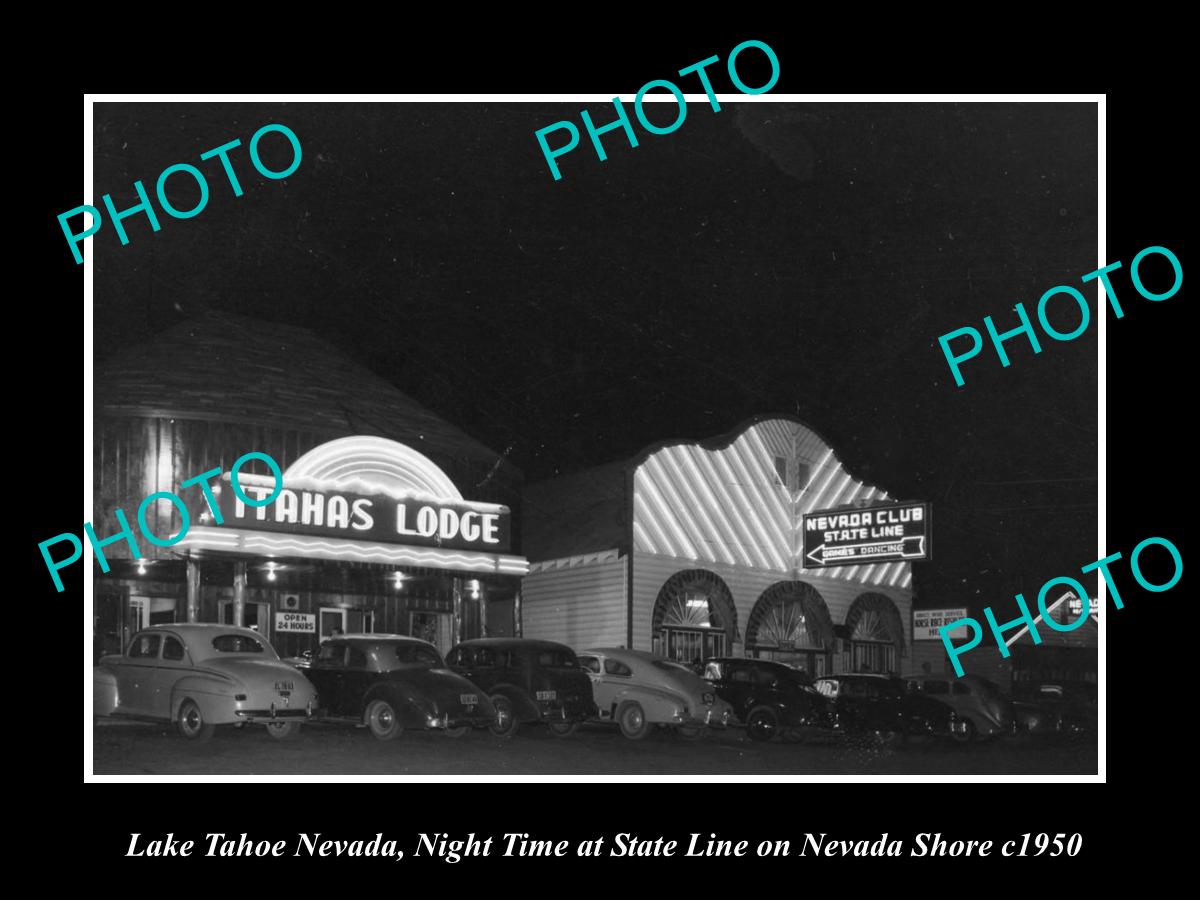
top-left (275, 611), bottom-right (316, 633)
top-left (913, 607), bottom-right (969, 640)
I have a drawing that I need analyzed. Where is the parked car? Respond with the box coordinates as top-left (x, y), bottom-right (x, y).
top-left (904, 673), bottom-right (1013, 741)
top-left (94, 624), bottom-right (317, 742)
top-left (1011, 681), bottom-right (1096, 737)
top-left (290, 635), bottom-right (497, 741)
top-left (702, 657), bottom-right (831, 742)
top-left (445, 639), bottom-right (597, 738)
top-left (814, 674), bottom-right (966, 745)
top-left (578, 648), bottom-right (734, 740)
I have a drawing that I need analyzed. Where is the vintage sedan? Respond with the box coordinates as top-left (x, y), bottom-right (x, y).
top-left (445, 639), bottom-right (597, 738)
top-left (904, 673), bottom-right (1013, 741)
top-left (94, 624), bottom-right (318, 741)
top-left (578, 648), bottom-right (734, 741)
top-left (703, 657), bottom-right (831, 742)
top-left (814, 674), bottom-right (967, 746)
top-left (293, 635), bottom-right (497, 741)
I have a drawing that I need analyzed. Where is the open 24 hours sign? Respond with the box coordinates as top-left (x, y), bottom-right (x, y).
top-left (802, 501), bottom-right (930, 568)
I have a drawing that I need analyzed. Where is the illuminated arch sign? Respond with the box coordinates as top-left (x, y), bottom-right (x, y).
top-left (216, 436), bottom-right (511, 554)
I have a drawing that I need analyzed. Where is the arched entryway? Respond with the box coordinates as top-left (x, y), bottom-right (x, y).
top-left (651, 569), bottom-right (738, 664)
top-left (746, 581), bottom-right (835, 677)
top-left (844, 592), bottom-right (906, 674)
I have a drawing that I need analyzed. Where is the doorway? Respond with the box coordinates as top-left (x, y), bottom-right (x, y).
top-left (221, 601), bottom-right (272, 638)
top-left (319, 607), bottom-right (375, 641)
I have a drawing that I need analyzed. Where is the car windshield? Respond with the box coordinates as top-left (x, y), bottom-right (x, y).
top-left (390, 644), bottom-right (443, 669)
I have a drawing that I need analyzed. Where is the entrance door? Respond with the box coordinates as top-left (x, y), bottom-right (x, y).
top-left (410, 612), bottom-right (452, 655)
top-left (345, 609), bottom-right (375, 634)
top-left (319, 608), bottom-right (346, 642)
top-left (662, 628), bottom-right (725, 664)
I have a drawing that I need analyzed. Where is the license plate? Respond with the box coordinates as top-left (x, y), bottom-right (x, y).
top-left (460, 694), bottom-right (477, 705)
top-left (275, 681), bottom-right (294, 692)
top-left (536, 690), bottom-right (556, 701)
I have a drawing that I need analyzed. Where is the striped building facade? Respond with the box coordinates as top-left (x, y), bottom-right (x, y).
top-left (522, 416), bottom-right (918, 676)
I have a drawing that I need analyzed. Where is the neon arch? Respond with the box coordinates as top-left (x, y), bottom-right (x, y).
top-left (284, 436), bottom-right (463, 501)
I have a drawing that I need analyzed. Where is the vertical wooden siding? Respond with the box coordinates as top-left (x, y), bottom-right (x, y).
top-left (522, 556), bottom-right (628, 650)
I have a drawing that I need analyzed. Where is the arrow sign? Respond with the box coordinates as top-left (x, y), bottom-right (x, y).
top-left (802, 501), bottom-right (931, 568)
top-left (806, 536), bottom-right (925, 566)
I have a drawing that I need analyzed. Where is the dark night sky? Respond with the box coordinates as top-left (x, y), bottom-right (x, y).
top-left (92, 100), bottom-right (1098, 615)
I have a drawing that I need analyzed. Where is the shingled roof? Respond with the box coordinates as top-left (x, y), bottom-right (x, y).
top-left (94, 310), bottom-right (510, 471)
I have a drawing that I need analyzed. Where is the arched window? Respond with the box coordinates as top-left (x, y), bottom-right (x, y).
top-left (652, 570), bottom-right (737, 664)
top-left (845, 593), bottom-right (905, 675)
top-left (746, 581), bottom-right (835, 677)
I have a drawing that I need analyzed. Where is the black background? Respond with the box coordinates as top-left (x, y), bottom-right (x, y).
top-left (25, 27), bottom-right (1184, 879)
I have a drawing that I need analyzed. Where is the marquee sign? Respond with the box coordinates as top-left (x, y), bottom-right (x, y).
top-left (802, 501), bottom-right (930, 569)
top-left (913, 607), bottom-right (968, 641)
top-left (217, 481), bottom-right (511, 554)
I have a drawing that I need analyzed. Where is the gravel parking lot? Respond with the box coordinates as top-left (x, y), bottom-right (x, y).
top-left (92, 720), bottom-right (1096, 776)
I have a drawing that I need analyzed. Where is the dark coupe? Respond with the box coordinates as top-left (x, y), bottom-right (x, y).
top-left (295, 635), bottom-right (497, 741)
top-left (703, 657), bottom-right (832, 742)
top-left (445, 638), bottom-right (597, 738)
top-left (814, 674), bottom-right (968, 745)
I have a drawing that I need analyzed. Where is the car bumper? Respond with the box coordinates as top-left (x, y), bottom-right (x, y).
top-left (235, 704), bottom-right (315, 722)
top-left (675, 707), bottom-right (734, 729)
top-left (424, 712), bottom-right (499, 730)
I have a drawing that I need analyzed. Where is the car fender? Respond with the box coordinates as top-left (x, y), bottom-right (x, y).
top-left (93, 667), bottom-right (119, 716)
top-left (170, 674), bottom-right (237, 724)
top-left (488, 683), bottom-right (541, 722)
top-left (361, 684), bottom-right (430, 729)
top-left (611, 685), bottom-right (686, 723)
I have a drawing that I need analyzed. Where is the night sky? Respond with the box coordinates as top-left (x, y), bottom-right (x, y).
top-left (92, 100), bottom-right (1098, 616)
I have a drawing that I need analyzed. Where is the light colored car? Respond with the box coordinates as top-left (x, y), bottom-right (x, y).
top-left (578, 648), bottom-right (734, 741)
top-left (904, 673), bottom-right (1012, 740)
top-left (94, 624), bottom-right (318, 741)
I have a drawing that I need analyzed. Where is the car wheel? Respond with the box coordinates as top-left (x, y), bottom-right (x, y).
top-left (547, 720), bottom-right (580, 738)
top-left (675, 724), bottom-right (706, 741)
top-left (953, 717), bottom-right (977, 744)
top-left (176, 699), bottom-right (215, 742)
top-left (264, 720), bottom-right (302, 741)
top-left (489, 695), bottom-right (519, 738)
top-left (746, 705), bottom-right (779, 742)
top-left (443, 725), bottom-right (470, 738)
top-left (364, 699), bottom-right (403, 741)
top-left (617, 701), bottom-right (653, 740)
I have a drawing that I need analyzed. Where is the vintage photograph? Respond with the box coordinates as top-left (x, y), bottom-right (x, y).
top-left (85, 97), bottom-right (1099, 775)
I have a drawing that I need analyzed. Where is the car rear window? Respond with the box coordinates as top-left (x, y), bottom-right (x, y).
top-left (212, 634), bottom-right (265, 654)
top-left (392, 644), bottom-right (442, 668)
top-left (537, 649), bottom-right (578, 668)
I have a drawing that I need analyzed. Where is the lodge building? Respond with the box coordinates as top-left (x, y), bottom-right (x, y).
top-left (520, 416), bottom-right (917, 676)
top-left (92, 312), bottom-right (527, 662)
